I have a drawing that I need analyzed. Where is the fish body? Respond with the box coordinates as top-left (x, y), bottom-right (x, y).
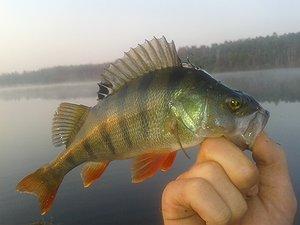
top-left (70, 67), bottom-right (204, 161)
top-left (17, 37), bottom-right (269, 215)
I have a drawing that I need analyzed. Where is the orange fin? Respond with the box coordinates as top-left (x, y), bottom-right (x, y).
top-left (16, 166), bottom-right (64, 215)
top-left (132, 151), bottom-right (176, 183)
top-left (81, 161), bottom-right (109, 188)
top-left (161, 151), bottom-right (177, 172)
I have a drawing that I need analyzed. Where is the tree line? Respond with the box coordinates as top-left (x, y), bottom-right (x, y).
top-left (0, 32), bottom-right (299, 87)
top-left (178, 32), bottom-right (300, 72)
top-left (0, 64), bottom-right (108, 87)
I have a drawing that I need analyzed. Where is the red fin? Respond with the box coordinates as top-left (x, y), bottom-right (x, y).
top-left (132, 151), bottom-right (175, 183)
top-left (81, 161), bottom-right (109, 188)
top-left (16, 166), bottom-right (63, 215)
top-left (161, 151), bottom-right (177, 172)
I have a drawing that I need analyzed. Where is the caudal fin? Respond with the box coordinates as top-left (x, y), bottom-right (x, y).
top-left (16, 166), bottom-right (64, 215)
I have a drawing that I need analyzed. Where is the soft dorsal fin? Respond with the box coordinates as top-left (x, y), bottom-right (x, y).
top-left (52, 102), bottom-right (90, 147)
top-left (98, 36), bottom-right (182, 99)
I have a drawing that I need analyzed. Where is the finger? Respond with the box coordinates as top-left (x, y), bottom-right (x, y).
top-left (252, 132), bottom-right (297, 212)
top-left (162, 178), bottom-right (231, 225)
top-left (198, 137), bottom-right (259, 193)
top-left (180, 162), bottom-right (247, 223)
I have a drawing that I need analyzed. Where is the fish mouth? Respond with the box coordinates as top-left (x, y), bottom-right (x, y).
top-left (226, 108), bottom-right (270, 149)
top-left (242, 108), bottom-right (270, 148)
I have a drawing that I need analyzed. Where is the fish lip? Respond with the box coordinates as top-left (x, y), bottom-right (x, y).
top-left (243, 108), bottom-right (270, 147)
top-left (260, 108), bottom-right (270, 129)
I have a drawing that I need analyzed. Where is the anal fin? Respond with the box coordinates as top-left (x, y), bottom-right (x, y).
top-left (132, 151), bottom-right (177, 183)
top-left (81, 161), bottom-right (109, 188)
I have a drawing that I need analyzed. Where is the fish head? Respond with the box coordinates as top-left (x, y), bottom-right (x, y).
top-left (186, 69), bottom-right (270, 149)
top-left (222, 89), bottom-right (270, 149)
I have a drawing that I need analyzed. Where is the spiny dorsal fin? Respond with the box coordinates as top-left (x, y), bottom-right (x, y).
top-left (98, 36), bottom-right (181, 99)
top-left (52, 102), bottom-right (90, 148)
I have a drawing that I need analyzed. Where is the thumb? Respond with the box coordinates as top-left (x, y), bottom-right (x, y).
top-left (252, 132), bottom-right (296, 206)
top-left (252, 132), bottom-right (287, 172)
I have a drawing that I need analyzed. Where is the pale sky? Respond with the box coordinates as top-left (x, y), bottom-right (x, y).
top-left (1, 0), bottom-right (300, 74)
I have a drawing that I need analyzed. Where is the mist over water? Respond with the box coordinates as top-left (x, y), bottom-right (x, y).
top-left (0, 68), bottom-right (299, 225)
top-left (1, 68), bottom-right (300, 103)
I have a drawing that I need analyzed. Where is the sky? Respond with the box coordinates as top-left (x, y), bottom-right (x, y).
top-left (1, 0), bottom-right (300, 74)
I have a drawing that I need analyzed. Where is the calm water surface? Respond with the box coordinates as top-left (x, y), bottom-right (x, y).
top-left (0, 69), bottom-right (299, 225)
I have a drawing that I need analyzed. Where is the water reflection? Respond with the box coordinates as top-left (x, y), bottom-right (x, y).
top-left (30, 221), bottom-right (56, 225)
top-left (216, 68), bottom-right (300, 103)
top-left (0, 82), bottom-right (97, 101)
top-left (0, 68), bottom-right (299, 225)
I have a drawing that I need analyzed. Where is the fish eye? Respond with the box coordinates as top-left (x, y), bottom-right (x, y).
top-left (227, 98), bottom-right (242, 111)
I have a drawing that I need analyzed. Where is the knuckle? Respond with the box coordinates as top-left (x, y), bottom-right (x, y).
top-left (214, 206), bottom-right (232, 225)
top-left (199, 161), bottom-right (223, 174)
top-left (201, 138), bottom-right (217, 153)
top-left (201, 137), bottom-right (231, 151)
top-left (200, 139), bottom-right (217, 157)
top-left (163, 180), bottom-right (176, 193)
top-left (233, 200), bottom-right (248, 221)
top-left (176, 173), bottom-right (185, 180)
top-left (238, 164), bottom-right (259, 189)
top-left (161, 181), bottom-right (180, 216)
top-left (184, 178), bottom-right (209, 196)
top-left (200, 138), bottom-right (211, 151)
top-left (162, 181), bottom-right (176, 200)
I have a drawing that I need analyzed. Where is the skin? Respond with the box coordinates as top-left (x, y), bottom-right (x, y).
top-left (162, 132), bottom-right (297, 225)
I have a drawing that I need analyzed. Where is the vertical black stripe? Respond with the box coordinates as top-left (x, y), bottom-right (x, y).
top-left (116, 84), bottom-right (133, 148)
top-left (66, 154), bottom-right (77, 166)
top-left (163, 68), bottom-right (187, 108)
top-left (119, 117), bottom-right (133, 147)
top-left (101, 124), bottom-right (116, 154)
top-left (137, 74), bottom-right (154, 138)
top-left (84, 140), bottom-right (96, 159)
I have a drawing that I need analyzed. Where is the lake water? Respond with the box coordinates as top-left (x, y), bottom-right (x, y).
top-left (0, 68), bottom-right (299, 225)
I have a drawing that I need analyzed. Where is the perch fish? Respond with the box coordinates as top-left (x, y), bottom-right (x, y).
top-left (17, 36), bottom-right (270, 215)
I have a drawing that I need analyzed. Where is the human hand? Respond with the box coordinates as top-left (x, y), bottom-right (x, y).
top-left (162, 133), bottom-right (297, 225)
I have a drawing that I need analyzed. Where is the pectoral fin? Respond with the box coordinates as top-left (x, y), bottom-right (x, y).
top-left (81, 161), bottom-right (109, 188)
top-left (161, 152), bottom-right (177, 172)
top-left (132, 151), bottom-right (177, 183)
top-left (169, 100), bottom-right (197, 134)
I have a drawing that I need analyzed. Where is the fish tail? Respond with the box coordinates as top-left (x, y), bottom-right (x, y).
top-left (16, 164), bottom-right (64, 215)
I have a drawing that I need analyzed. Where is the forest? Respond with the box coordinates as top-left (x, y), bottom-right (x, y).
top-left (0, 64), bottom-right (108, 87)
top-left (0, 32), bottom-right (299, 87)
top-left (178, 32), bottom-right (300, 72)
